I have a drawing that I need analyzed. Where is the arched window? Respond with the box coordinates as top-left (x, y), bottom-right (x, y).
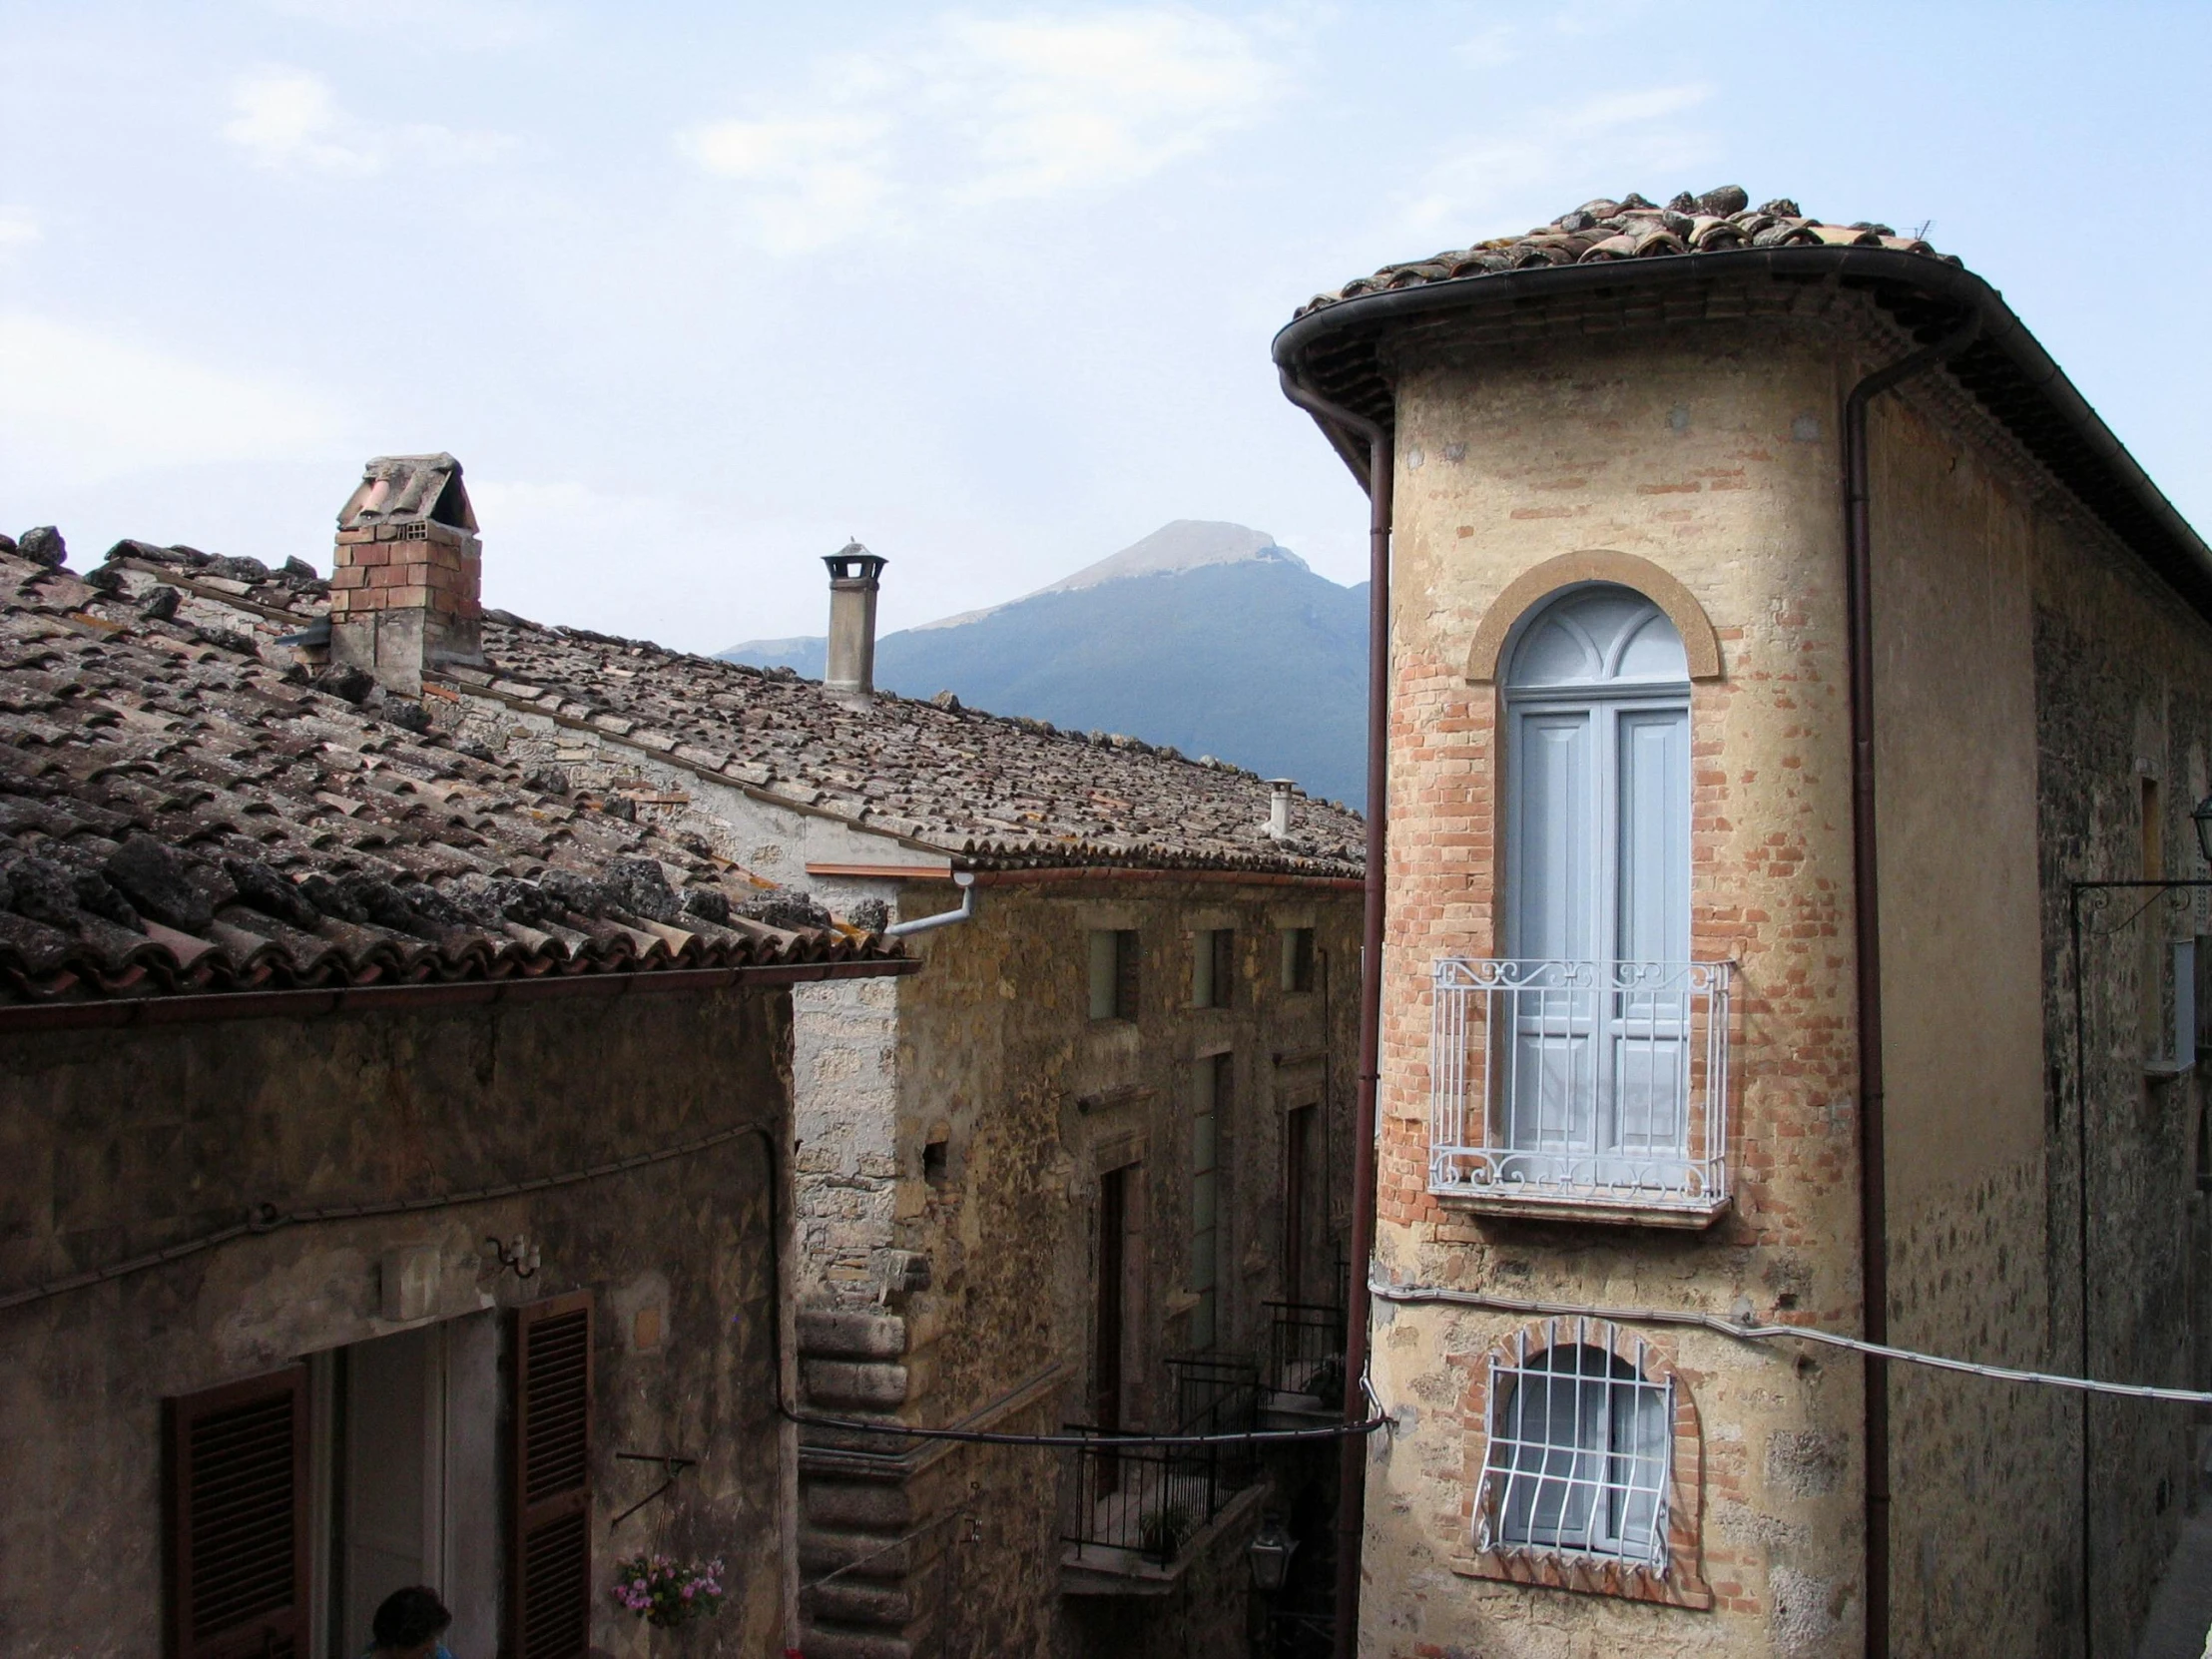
top-left (1478, 1332), bottom-right (1672, 1566)
top-left (1495, 585), bottom-right (1696, 1191)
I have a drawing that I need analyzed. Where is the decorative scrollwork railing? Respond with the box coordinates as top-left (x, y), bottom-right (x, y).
top-left (1429, 958), bottom-right (1732, 1213)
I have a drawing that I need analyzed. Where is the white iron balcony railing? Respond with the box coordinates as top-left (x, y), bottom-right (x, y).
top-left (1429, 958), bottom-right (1733, 1222)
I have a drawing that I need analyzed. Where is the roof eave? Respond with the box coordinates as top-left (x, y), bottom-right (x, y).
top-left (1272, 246), bottom-right (2212, 624)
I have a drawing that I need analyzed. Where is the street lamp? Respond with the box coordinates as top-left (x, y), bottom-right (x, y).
top-left (2192, 793), bottom-right (2212, 866)
top-left (1247, 1513), bottom-right (1297, 1592)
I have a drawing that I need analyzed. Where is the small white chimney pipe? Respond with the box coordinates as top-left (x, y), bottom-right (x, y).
top-left (824, 542), bottom-right (886, 697)
top-left (1268, 779), bottom-right (1297, 840)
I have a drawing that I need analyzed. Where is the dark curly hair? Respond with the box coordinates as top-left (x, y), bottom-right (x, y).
top-left (371, 1585), bottom-right (452, 1649)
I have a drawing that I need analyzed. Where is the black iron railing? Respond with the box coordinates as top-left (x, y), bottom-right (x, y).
top-left (1060, 1358), bottom-right (1259, 1567)
top-left (1263, 1302), bottom-right (1346, 1405)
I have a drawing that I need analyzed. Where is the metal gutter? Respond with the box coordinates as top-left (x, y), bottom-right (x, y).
top-left (0, 955), bottom-right (920, 1033)
top-left (1274, 363), bottom-right (1390, 1659)
top-left (1841, 316), bottom-right (1982, 1659)
top-left (804, 861), bottom-right (1365, 889)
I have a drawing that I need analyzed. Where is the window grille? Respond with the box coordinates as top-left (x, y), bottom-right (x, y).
top-left (1475, 1322), bottom-right (1671, 1568)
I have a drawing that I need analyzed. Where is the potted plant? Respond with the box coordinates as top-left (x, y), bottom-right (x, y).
top-left (610, 1553), bottom-right (727, 1629)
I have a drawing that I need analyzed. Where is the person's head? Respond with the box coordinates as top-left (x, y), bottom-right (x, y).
top-left (371, 1586), bottom-right (451, 1658)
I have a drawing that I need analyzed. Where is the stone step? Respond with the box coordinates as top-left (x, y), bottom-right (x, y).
top-left (807, 1574), bottom-right (917, 1628)
top-left (804, 1358), bottom-right (912, 1408)
top-left (800, 1308), bottom-right (907, 1360)
top-left (801, 1526), bottom-right (915, 1580)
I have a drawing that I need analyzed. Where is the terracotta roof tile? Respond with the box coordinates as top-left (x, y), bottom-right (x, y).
top-left (1296, 187), bottom-right (1955, 318)
top-left (0, 547), bottom-right (899, 1006)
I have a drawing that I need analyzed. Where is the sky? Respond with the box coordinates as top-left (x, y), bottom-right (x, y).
top-left (1, 1), bottom-right (2206, 654)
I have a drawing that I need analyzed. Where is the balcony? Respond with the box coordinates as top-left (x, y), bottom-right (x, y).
top-left (1059, 1358), bottom-right (1262, 1593)
top-left (1428, 958), bottom-right (1733, 1227)
top-left (1261, 1302), bottom-right (1346, 1424)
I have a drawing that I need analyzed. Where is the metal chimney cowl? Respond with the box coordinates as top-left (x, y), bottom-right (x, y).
top-left (824, 542), bottom-right (887, 699)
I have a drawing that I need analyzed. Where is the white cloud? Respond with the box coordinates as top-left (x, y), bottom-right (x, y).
top-left (0, 208), bottom-right (42, 250)
top-left (929, 10), bottom-right (1287, 203)
top-left (1398, 81), bottom-right (1716, 243)
top-left (223, 66), bottom-right (515, 175)
top-left (0, 312), bottom-right (345, 484)
top-left (463, 477), bottom-right (849, 651)
top-left (260, 0), bottom-right (553, 50)
top-left (1454, 24), bottom-right (1520, 68)
top-left (682, 115), bottom-right (895, 254)
top-left (680, 7), bottom-right (1291, 251)
top-left (225, 68), bottom-right (378, 173)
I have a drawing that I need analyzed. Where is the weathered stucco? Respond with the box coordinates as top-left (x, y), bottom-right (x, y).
top-left (0, 985), bottom-right (794, 1659)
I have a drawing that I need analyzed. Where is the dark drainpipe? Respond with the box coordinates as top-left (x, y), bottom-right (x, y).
top-left (1840, 314), bottom-right (1979, 1659)
top-left (1277, 365), bottom-right (1389, 1659)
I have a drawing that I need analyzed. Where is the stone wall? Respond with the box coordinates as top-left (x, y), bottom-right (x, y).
top-left (796, 875), bottom-right (1363, 1658)
top-left (2028, 502), bottom-right (2212, 1656)
top-left (408, 672), bottom-right (1369, 1655)
top-left (0, 983), bottom-right (796, 1659)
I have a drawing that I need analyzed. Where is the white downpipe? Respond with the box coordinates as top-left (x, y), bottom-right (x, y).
top-left (883, 870), bottom-right (976, 937)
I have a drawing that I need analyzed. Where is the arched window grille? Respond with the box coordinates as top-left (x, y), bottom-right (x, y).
top-left (1476, 1321), bottom-right (1672, 1567)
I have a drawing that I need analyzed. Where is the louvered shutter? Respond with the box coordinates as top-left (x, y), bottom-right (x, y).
top-left (509, 1292), bottom-right (594, 1659)
top-left (165, 1367), bottom-right (309, 1659)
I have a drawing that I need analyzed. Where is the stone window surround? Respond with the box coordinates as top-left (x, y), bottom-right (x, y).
top-left (1448, 1317), bottom-right (1715, 1611)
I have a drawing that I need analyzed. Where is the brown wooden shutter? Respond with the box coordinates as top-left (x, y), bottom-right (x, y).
top-left (165, 1367), bottom-right (309, 1659)
top-left (509, 1291), bottom-right (594, 1659)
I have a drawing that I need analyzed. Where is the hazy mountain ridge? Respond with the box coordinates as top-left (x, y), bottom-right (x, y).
top-left (720, 522), bottom-right (1369, 808)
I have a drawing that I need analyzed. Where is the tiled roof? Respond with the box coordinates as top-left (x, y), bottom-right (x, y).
top-left (0, 544), bottom-right (900, 1006)
top-left (1296, 187), bottom-right (1957, 318)
top-left (465, 619), bottom-right (1368, 879)
top-left (127, 541), bottom-right (1363, 874)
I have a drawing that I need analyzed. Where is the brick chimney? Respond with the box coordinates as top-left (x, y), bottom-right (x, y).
top-left (328, 453), bottom-right (483, 695)
top-left (823, 542), bottom-right (886, 699)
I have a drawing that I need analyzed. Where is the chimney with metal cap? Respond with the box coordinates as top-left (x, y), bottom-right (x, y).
top-left (1268, 779), bottom-right (1298, 840)
top-left (824, 542), bottom-right (886, 698)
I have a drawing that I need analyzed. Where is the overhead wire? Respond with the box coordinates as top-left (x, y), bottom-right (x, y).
top-left (0, 1118), bottom-right (775, 1315)
top-left (1370, 1280), bottom-right (2212, 1405)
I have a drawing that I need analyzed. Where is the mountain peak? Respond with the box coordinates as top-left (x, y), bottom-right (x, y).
top-left (1040, 520), bottom-right (1305, 595)
top-left (911, 521), bottom-right (1303, 632)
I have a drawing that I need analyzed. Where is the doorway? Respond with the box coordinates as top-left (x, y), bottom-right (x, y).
top-left (1502, 585), bottom-right (1692, 1180)
top-left (313, 1315), bottom-right (500, 1658)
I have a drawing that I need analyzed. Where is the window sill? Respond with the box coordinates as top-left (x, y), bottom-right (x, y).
top-left (1429, 1187), bottom-right (1730, 1231)
top-left (2143, 1056), bottom-right (2196, 1080)
top-left (1450, 1548), bottom-right (1713, 1610)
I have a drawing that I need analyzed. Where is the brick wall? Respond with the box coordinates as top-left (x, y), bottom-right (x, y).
top-left (1362, 315), bottom-right (1870, 1655)
top-left (1348, 284), bottom-right (2207, 1656)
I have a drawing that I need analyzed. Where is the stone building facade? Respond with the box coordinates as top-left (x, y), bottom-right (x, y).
top-left (20, 461), bottom-right (1372, 1657)
top-left (1274, 189), bottom-right (2212, 1655)
top-left (0, 519), bottom-right (910, 1658)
